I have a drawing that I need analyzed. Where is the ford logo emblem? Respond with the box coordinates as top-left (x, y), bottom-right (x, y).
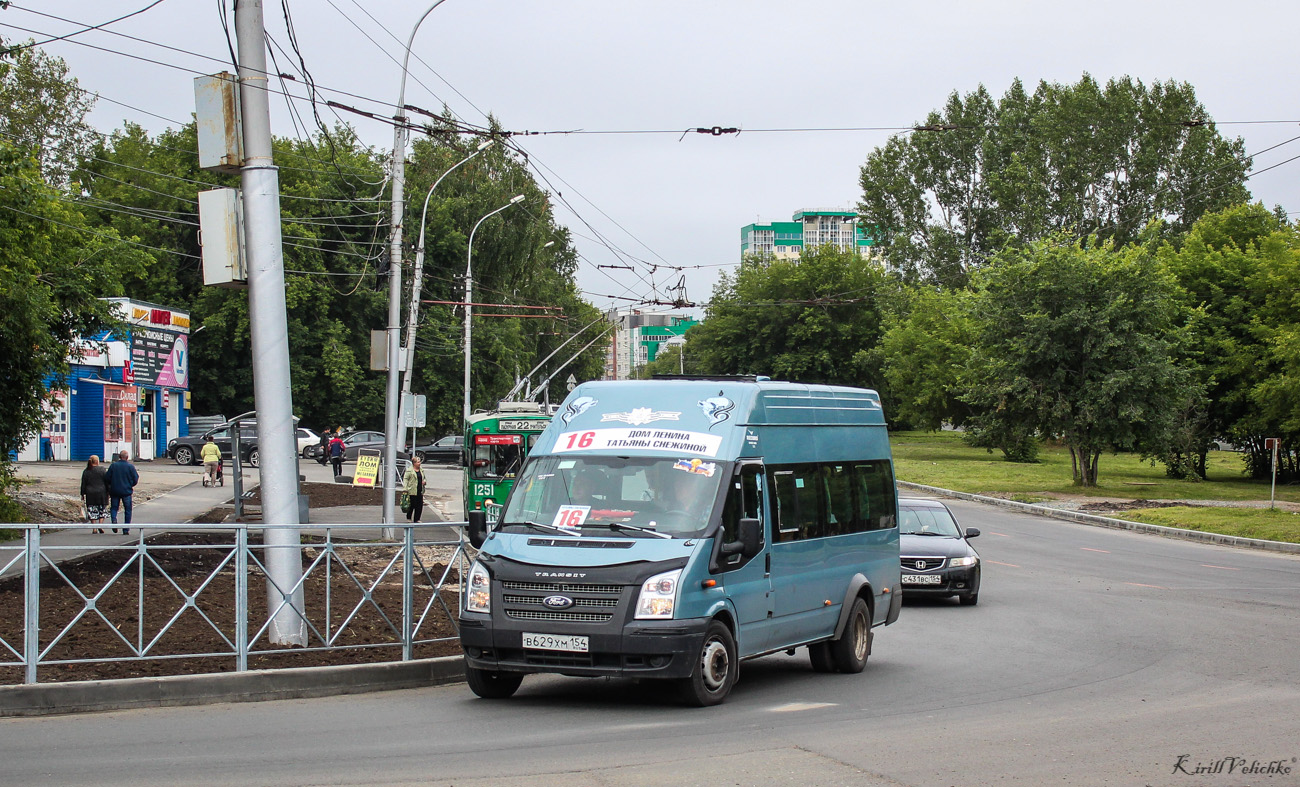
top-left (542, 595), bottom-right (574, 609)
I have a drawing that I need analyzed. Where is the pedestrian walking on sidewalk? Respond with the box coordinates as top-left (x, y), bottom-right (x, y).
top-left (201, 435), bottom-right (222, 486)
top-left (104, 450), bottom-right (139, 535)
top-left (80, 455), bottom-right (109, 533)
top-left (402, 457), bottom-right (426, 523)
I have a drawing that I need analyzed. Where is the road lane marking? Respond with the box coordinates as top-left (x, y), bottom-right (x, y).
top-left (986, 560), bottom-right (1019, 568)
top-left (770, 702), bottom-right (837, 713)
top-left (990, 532), bottom-right (1010, 537)
top-left (1201, 564), bottom-right (1239, 570)
top-left (1081, 547), bottom-right (1110, 553)
top-left (1124, 582), bottom-right (1169, 589)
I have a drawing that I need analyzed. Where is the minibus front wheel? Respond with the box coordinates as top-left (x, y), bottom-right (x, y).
top-left (680, 620), bottom-right (738, 707)
top-left (466, 665), bottom-right (524, 699)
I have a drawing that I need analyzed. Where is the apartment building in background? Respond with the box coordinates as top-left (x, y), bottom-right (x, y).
top-left (740, 208), bottom-right (875, 261)
top-left (604, 309), bottom-right (699, 380)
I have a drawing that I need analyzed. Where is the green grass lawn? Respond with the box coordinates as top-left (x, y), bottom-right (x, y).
top-left (1122, 506), bottom-right (1300, 543)
top-left (892, 430), bottom-right (1300, 543)
top-left (892, 430), bottom-right (1296, 503)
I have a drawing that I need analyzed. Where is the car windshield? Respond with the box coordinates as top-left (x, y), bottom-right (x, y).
top-left (499, 455), bottom-right (727, 539)
top-left (899, 506), bottom-right (962, 537)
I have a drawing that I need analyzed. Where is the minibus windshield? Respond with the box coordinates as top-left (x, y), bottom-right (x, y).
top-left (499, 455), bottom-right (727, 539)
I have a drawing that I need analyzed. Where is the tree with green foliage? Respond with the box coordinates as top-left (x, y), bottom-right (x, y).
top-left (874, 286), bottom-right (974, 430)
top-left (77, 119), bottom-right (604, 438)
top-left (963, 235), bottom-right (1192, 485)
top-left (687, 246), bottom-right (891, 388)
top-left (858, 75), bottom-right (1251, 286)
top-left (1159, 203), bottom-right (1300, 481)
top-left (0, 40), bottom-right (96, 185)
top-left (0, 141), bottom-right (148, 510)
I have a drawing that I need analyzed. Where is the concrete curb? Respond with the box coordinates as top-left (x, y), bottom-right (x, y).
top-left (898, 481), bottom-right (1300, 555)
top-left (0, 655), bottom-right (465, 717)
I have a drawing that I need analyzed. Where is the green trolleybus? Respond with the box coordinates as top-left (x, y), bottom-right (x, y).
top-left (464, 403), bottom-right (551, 521)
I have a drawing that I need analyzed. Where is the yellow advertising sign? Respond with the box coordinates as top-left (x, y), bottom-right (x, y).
top-left (352, 452), bottom-right (381, 487)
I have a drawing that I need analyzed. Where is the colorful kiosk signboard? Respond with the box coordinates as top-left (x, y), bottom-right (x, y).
top-left (17, 298), bottom-right (193, 462)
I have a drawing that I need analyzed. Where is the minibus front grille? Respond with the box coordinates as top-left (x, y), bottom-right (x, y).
top-left (503, 594), bottom-right (620, 608)
top-left (506, 610), bottom-right (614, 623)
top-left (501, 580), bottom-right (624, 595)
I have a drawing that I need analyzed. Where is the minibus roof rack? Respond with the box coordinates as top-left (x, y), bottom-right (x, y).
top-left (649, 374), bottom-right (772, 382)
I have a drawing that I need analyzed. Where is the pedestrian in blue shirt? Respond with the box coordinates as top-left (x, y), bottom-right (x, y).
top-left (104, 450), bottom-right (140, 535)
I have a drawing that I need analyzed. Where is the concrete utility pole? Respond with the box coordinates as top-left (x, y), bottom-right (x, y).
top-left (383, 0), bottom-right (452, 528)
top-left (234, 0), bottom-right (304, 644)
top-left (463, 196), bottom-right (525, 421)
top-left (400, 138), bottom-right (494, 452)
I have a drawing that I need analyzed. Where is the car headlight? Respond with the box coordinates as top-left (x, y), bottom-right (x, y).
top-left (466, 561), bottom-right (491, 613)
top-left (949, 555), bottom-right (978, 568)
top-left (635, 568), bottom-right (682, 620)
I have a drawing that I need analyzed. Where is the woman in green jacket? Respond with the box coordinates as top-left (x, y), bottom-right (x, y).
top-left (401, 457), bottom-right (426, 522)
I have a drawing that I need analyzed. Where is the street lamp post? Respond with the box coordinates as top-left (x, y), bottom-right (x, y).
top-left (401, 138), bottom-right (495, 452)
top-left (463, 195), bottom-right (525, 421)
top-left (383, 0), bottom-right (451, 527)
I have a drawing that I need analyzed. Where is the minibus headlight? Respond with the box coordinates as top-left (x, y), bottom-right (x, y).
top-left (635, 569), bottom-right (682, 620)
top-left (466, 561), bottom-right (492, 613)
top-left (948, 555), bottom-right (978, 568)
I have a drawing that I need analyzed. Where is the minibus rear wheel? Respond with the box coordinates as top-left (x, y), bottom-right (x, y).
top-left (808, 642), bottom-right (836, 673)
top-left (680, 620), bottom-right (738, 706)
top-left (465, 665), bottom-right (524, 699)
top-left (830, 597), bottom-right (872, 674)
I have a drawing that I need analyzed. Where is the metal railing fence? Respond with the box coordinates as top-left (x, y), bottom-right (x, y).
top-left (0, 523), bottom-right (468, 684)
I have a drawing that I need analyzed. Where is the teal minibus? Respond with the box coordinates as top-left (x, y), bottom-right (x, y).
top-left (460, 377), bottom-right (901, 705)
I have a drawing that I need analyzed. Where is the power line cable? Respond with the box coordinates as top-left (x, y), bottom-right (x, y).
top-left (0, 0), bottom-right (172, 55)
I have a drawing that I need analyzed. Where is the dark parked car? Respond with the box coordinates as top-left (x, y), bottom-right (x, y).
top-left (168, 423), bottom-right (258, 467)
top-left (898, 498), bottom-right (982, 606)
top-left (412, 435), bottom-right (464, 464)
top-left (307, 430), bottom-right (410, 463)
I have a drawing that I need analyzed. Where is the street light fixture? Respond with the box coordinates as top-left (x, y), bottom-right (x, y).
top-left (464, 195), bottom-right (526, 421)
top-left (400, 137), bottom-right (495, 451)
top-left (382, 0), bottom-right (451, 528)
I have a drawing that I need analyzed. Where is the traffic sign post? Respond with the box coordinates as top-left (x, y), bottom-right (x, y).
top-left (400, 393), bottom-right (427, 428)
top-left (1264, 438), bottom-right (1279, 509)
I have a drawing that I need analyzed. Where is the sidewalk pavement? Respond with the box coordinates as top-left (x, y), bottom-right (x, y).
top-left (1, 485), bottom-right (458, 579)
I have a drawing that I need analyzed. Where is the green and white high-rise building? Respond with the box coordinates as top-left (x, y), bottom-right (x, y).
top-left (740, 208), bottom-right (875, 261)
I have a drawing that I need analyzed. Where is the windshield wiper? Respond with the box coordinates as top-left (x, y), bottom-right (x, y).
top-left (905, 531), bottom-right (950, 536)
top-left (509, 521), bottom-right (574, 536)
top-left (584, 522), bottom-right (672, 539)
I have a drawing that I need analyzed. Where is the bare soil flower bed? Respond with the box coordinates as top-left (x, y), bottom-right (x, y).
top-left (0, 532), bottom-right (462, 684)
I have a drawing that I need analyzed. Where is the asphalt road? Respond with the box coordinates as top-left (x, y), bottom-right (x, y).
top-left (3, 499), bottom-right (1298, 787)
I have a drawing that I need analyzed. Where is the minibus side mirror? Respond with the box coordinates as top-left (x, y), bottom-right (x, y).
top-left (737, 517), bottom-right (762, 558)
top-left (964, 527), bottom-right (980, 539)
top-left (467, 509), bottom-right (489, 549)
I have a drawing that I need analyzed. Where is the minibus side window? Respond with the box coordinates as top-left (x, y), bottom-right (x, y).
top-left (824, 464), bottom-right (855, 536)
top-left (853, 462), bottom-right (898, 530)
top-left (770, 465), bottom-right (821, 542)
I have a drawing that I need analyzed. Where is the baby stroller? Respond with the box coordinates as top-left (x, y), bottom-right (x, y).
top-left (203, 461), bottom-right (225, 487)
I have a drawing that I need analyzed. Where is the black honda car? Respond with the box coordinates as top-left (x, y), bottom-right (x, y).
top-left (898, 498), bottom-right (982, 605)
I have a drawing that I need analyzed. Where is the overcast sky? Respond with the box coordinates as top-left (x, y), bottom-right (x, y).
top-left (6, 1), bottom-right (1300, 314)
